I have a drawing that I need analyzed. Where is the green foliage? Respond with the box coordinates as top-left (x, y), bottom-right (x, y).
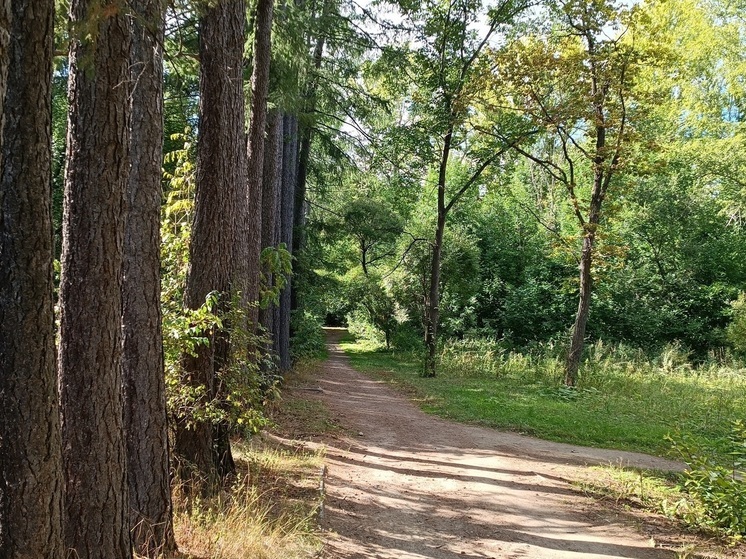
top-left (727, 293), bottom-right (746, 352)
top-left (290, 312), bottom-right (326, 360)
top-left (161, 137), bottom-right (268, 438)
top-left (669, 422), bottom-right (746, 538)
top-left (260, 244), bottom-right (293, 308)
top-left (343, 270), bottom-right (400, 348)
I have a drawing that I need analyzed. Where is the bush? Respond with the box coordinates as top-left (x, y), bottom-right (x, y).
top-left (727, 292), bottom-right (746, 353)
top-left (290, 312), bottom-right (326, 360)
top-left (346, 308), bottom-right (385, 347)
top-left (668, 421), bottom-right (746, 539)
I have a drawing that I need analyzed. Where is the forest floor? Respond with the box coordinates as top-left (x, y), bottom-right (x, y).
top-left (271, 329), bottom-right (744, 559)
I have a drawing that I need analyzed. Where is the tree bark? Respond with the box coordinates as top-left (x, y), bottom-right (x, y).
top-left (565, 150), bottom-right (605, 385)
top-left (564, 42), bottom-right (611, 385)
top-left (424, 126), bottom-right (453, 377)
top-left (0, 1), bottom-right (64, 557)
top-left (259, 110), bottom-right (283, 348)
top-left (0, 0), bottom-right (8, 153)
top-left (279, 113), bottom-right (298, 371)
top-left (58, 1), bottom-right (132, 557)
top-left (243, 0), bottom-right (274, 338)
top-left (565, 231), bottom-right (594, 386)
top-left (174, 0), bottom-right (245, 483)
top-left (122, 0), bottom-right (175, 554)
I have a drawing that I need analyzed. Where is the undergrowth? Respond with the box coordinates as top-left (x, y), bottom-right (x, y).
top-left (171, 357), bottom-right (332, 559)
top-left (172, 441), bottom-right (323, 559)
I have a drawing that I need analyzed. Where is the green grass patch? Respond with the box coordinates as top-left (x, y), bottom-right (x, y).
top-left (341, 333), bottom-right (746, 542)
top-left (340, 335), bottom-right (746, 459)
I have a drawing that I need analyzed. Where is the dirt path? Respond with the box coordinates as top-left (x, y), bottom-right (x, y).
top-left (300, 329), bottom-right (691, 559)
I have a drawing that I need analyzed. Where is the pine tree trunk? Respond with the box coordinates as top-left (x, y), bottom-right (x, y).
top-left (0, 0), bottom-right (8, 153)
top-left (122, 0), bottom-right (176, 554)
top-left (58, 1), bottom-right (132, 557)
top-left (175, 0), bottom-right (245, 483)
top-left (279, 113), bottom-right (298, 371)
top-left (259, 110), bottom-right (283, 349)
top-left (244, 0), bottom-right (274, 337)
top-left (0, 2), bottom-right (64, 556)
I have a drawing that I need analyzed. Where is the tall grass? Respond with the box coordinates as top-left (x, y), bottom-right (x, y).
top-left (343, 335), bottom-right (746, 542)
top-left (345, 335), bottom-right (746, 456)
top-left (172, 442), bottom-right (323, 559)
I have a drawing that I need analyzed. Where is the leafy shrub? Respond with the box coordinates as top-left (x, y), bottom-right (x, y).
top-left (346, 307), bottom-right (385, 346)
top-left (390, 323), bottom-right (423, 352)
top-left (727, 292), bottom-right (746, 353)
top-left (668, 421), bottom-right (746, 539)
top-left (290, 311), bottom-right (326, 360)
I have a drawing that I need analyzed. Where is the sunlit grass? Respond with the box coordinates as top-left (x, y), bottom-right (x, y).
top-left (342, 333), bottom-right (746, 545)
top-left (341, 335), bottom-right (746, 458)
top-left (172, 410), bottom-right (326, 559)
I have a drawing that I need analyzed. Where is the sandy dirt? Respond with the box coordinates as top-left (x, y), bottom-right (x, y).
top-left (292, 329), bottom-right (708, 559)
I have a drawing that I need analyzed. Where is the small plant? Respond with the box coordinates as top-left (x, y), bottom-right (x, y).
top-left (668, 421), bottom-right (746, 539)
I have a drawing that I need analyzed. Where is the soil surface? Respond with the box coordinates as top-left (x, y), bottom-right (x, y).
top-left (291, 329), bottom-right (710, 559)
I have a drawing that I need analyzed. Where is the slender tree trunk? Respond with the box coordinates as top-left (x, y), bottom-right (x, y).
top-left (0, 1), bottom-right (64, 557)
top-left (259, 110), bottom-right (283, 349)
top-left (174, 0), bottom-right (245, 483)
top-left (243, 0), bottom-right (274, 338)
top-left (293, 0), bottom-right (328, 258)
top-left (58, 1), bottom-right (131, 557)
top-left (279, 114), bottom-right (298, 371)
top-left (565, 231), bottom-right (594, 385)
top-left (424, 127), bottom-right (453, 377)
top-left (122, 0), bottom-right (175, 554)
top-left (290, 3), bottom-right (329, 316)
top-left (565, 112), bottom-right (607, 385)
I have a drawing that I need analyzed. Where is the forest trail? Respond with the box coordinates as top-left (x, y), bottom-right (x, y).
top-left (300, 329), bottom-right (689, 559)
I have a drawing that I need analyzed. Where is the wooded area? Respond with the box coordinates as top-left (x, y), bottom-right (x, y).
top-left (1, 0), bottom-right (745, 555)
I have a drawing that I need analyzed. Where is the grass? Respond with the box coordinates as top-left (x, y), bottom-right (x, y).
top-left (341, 333), bottom-right (746, 545)
top-left (172, 441), bottom-right (323, 559)
top-left (171, 358), bottom-right (333, 559)
top-left (341, 335), bottom-right (746, 458)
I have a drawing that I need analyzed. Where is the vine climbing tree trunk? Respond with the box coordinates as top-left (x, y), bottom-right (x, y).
top-left (174, 0), bottom-right (245, 483)
top-left (0, 1), bottom-right (64, 556)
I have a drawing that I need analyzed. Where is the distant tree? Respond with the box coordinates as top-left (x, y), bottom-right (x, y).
top-left (0, 1), bottom-right (64, 557)
top-left (122, 0), bottom-right (176, 554)
top-left (373, 0), bottom-right (528, 376)
top-left (58, 0), bottom-right (132, 556)
top-left (343, 198), bottom-right (404, 276)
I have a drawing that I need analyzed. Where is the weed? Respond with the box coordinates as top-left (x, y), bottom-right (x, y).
top-left (669, 421), bottom-right (746, 539)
